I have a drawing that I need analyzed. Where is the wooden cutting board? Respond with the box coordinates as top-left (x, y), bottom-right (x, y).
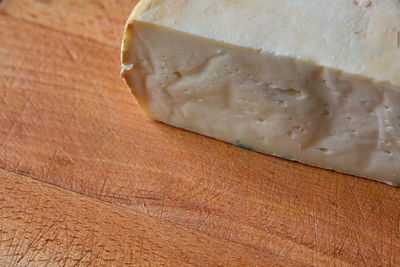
top-left (1, 0), bottom-right (399, 266)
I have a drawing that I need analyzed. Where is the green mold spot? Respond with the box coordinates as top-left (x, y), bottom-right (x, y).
top-left (235, 142), bottom-right (254, 151)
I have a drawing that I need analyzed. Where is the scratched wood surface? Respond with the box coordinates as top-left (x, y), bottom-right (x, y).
top-left (0, 168), bottom-right (289, 266)
top-left (0, 0), bottom-right (400, 266)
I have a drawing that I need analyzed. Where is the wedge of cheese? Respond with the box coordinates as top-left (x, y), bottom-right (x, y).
top-left (121, 0), bottom-right (400, 185)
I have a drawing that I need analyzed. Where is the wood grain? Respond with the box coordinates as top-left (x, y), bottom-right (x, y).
top-left (1, 1), bottom-right (400, 266)
top-left (1, 0), bottom-right (137, 47)
top-left (0, 168), bottom-right (291, 266)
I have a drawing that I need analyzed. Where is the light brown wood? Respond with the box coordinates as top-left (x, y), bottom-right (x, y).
top-left (1, 0), bottom-right (137, 47)
top-left (0, 168), bottom-right (289, 266)
top-left (1, 1), bottom-right (400, 266)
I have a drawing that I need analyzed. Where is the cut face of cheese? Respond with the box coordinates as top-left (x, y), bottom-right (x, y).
top-left (121, 0), bottom-right (400, 185)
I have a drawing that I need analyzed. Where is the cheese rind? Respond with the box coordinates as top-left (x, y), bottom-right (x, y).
top-left (122, 0), bottom-right (400, 185)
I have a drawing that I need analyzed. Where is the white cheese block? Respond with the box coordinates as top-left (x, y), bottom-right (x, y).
top-left (121, 0), bottom-right (400, 185)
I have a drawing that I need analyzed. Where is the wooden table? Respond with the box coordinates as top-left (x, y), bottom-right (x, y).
top-left (0, 1), bottom-right (399, 266)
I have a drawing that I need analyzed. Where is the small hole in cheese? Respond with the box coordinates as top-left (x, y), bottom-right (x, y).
top-left (174, 72), bottom-right (183, 79)
top-left (318, 147), bottom-right (329, 153)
